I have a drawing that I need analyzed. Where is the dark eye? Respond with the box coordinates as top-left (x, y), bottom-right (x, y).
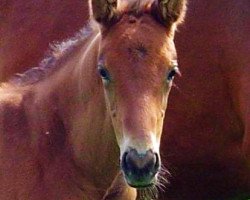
top-left (98, 67), bottom-right (110, 81)
top-left (167, 67), bottom-right (179, 81)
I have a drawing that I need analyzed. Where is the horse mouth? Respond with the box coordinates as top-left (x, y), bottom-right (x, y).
top-left (123, 174), bottom-right (157, 189)
top-left (127, 181), bottom-right (154, 188)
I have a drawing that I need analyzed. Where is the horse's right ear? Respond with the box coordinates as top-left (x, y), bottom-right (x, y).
top-left (152, 0), bottom-right (187, 27)
top-left (89, 0), bottom-right (118, 26)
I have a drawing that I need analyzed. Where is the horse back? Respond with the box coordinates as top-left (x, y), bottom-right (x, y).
top-left (0, 86), bottom-right (29, 141)
top-left (0, 87), bottom-right (39, 199)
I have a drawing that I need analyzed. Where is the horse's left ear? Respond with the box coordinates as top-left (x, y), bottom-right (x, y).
top-left (152, 0), bottom-right (187, 27)
top-left (89, 0), bottom-right (118, 26)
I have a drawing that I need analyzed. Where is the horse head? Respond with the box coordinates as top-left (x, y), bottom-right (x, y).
top-left (90, 0), bottom-right (186, 188)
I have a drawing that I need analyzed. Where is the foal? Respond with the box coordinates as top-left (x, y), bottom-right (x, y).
top-left (0, 0), bottom-right (186, 199)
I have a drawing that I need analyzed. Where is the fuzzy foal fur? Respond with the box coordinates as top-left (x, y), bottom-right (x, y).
top-left (0, 0), bottom-right (187, 199)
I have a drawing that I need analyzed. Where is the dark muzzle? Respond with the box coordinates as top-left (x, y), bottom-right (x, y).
top-left (121, 148), bottom-right (160, 188)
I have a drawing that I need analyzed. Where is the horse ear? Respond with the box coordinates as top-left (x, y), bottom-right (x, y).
top-left (89, 0), bottom-right (118, 25)
top-left (152, 0), bottom-right (187, 27)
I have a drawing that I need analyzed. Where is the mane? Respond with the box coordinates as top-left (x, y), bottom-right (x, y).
top-left (9, 22), bottom-right (95, 86)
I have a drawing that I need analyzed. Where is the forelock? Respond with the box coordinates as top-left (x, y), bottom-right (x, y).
top-left (118, 0), bottom-right (155, 13)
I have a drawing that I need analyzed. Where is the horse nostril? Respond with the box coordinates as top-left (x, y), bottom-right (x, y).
top-left (154, 153), bottom-right (160, 171)
top-left (121, 149), bottom-right (160, 178)
top-left (121, 151), bottom-right (129, 171)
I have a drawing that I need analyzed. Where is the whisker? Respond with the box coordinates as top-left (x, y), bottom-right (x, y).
top-left (158, 173), bottom-right (169, 182)
top-left (149, 186), bottom-right (158, 199)
top-left (156, 181), bottom-right (167, 188)
top-left (152, 164), bottom-right (172, 194)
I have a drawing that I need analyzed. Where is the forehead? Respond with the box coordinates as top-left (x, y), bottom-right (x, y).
top-left (101, 14), bottom-right (177, 67)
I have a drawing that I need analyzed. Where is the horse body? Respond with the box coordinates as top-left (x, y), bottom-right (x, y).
top-left (2, 2), bottom-right (130, 198)
top-left (160, 0), bottom-right (250, 199)
top-left (0, 31), bottom-right (121, 200)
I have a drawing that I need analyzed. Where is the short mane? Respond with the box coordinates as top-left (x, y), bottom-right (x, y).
top-left (9, 23), bottom-right (95, 86)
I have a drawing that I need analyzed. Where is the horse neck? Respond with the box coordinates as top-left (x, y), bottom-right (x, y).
top-left (34, 29), bottom-right (120, 190)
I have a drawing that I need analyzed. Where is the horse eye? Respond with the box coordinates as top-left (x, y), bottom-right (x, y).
top-left (167, 67), bottom-right (178, 81)
top-left (98, 67), bottom-right (110, 80)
